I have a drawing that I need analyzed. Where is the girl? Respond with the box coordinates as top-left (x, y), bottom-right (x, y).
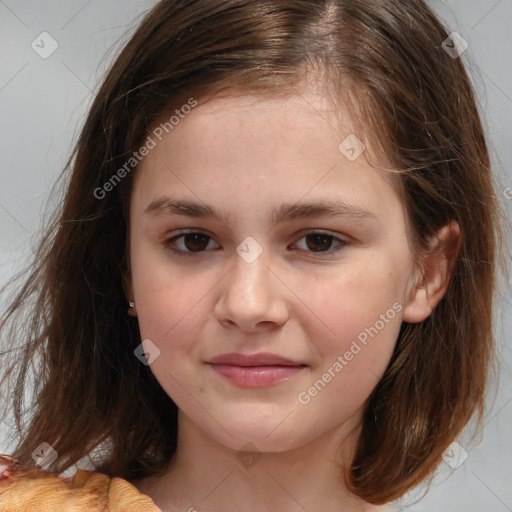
top-left (0, 1), bottom-right (507, 511)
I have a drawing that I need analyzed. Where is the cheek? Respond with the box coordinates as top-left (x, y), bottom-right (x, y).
top-left (133, 272), bottom-right (210, 402)
top-left (295, 269), bottom-right (403, 418)
top-left (130, 243), bottom-right (215, 362)
top-left (295, 289), bottom-right (402, 442)
top-left (135, 277), bottom-right (206, 349)
top-left (305, 255), bottom-right (405, 374)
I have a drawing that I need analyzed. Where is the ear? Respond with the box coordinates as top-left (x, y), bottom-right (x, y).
top-left (402, 221), bottom-right (461, 323)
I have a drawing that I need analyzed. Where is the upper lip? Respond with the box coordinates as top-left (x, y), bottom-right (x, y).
top-left (208, 352), bottom-right (305, 367)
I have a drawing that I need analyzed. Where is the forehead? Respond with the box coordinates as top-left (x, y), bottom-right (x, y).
top-left (131, 89), bottom-right (403, 225)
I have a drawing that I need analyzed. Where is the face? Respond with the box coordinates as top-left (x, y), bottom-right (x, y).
top-left (127, 86), bottom-right (420, 454)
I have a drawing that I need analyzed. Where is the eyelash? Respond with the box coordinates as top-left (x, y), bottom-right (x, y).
top-left (162, 230), bottom-right (349, 258)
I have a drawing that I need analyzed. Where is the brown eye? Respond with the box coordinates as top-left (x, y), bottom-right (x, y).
top-left (304, 233), bottom-right (334, 252)
top-left (163, 232), bottom-right (219, 256)
top-left (291, 232), bottom-right (348, 256)
top-left (180, 233), bottom-right (211, 252)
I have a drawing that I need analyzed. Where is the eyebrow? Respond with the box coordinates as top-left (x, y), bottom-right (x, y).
top-left (144, 197), bottom-right (378, 225)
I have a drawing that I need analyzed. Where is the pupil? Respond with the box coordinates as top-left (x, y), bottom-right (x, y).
top-left (185, 233), bottom-right (209, 251)
top-left (306, 234), bottom-right (331, 252)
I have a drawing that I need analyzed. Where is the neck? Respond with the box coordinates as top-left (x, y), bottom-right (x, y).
top-left (130, 409), bottom-right (392, 512)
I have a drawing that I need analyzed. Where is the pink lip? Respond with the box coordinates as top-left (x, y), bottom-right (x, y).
top-left (209, 364), bottom-right (306, 387)
top-left (207, 352), bottom-right (307, 388)
top-left (208, 352), bottom-right (303, 366)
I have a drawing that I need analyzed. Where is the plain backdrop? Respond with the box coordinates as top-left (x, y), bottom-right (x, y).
top-left (0, 1), bottom-right (511, 511)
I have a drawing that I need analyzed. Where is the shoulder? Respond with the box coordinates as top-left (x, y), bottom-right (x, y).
top-left (0, 454), bottom-right (161, 512)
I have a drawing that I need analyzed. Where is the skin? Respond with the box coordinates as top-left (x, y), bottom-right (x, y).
top-left (125, 82), bottom-right (460, 512)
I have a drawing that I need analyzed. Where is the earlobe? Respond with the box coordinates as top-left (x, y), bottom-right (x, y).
top-left (402, 221), bottom-right (461, 323)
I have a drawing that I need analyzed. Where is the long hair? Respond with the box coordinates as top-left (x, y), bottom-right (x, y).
top-left (0, 0), bottom-right (507, 504)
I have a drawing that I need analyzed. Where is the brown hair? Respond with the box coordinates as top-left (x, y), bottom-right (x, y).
top-left (0, 0), bottom-right (507, 505)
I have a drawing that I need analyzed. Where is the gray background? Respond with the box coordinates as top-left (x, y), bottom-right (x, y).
top-left (0, 1), bottom-right (510, 511)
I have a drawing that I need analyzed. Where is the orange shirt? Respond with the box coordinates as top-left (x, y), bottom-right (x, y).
top-left (0, 454), bottom-right (161, 511)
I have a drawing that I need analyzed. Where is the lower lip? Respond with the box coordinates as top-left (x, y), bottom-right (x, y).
top-left (209, 364), bottom-right (306, 387)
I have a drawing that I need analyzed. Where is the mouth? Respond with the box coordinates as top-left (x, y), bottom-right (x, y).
top-left (207, 364), bottom-right (307, 387)
top-left (208, 351), bottom-right (305, 367)
top-left (206, 352), bottom-right (308, 387)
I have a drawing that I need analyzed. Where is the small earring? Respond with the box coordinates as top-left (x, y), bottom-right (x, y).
top-left (128, 300), bottom-right (136, 316)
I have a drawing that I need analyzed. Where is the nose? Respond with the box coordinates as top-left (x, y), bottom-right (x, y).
top-left (214, 244), bottom-right (290, 332)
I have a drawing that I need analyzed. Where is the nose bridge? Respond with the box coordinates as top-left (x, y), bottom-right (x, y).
top-left (216, 237), bottom-right (288, 329)
top-left (230, 238), bottom-right (272, 303)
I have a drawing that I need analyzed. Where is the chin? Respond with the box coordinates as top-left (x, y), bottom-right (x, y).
top-left (203, 417), bottom-right (314, 454)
